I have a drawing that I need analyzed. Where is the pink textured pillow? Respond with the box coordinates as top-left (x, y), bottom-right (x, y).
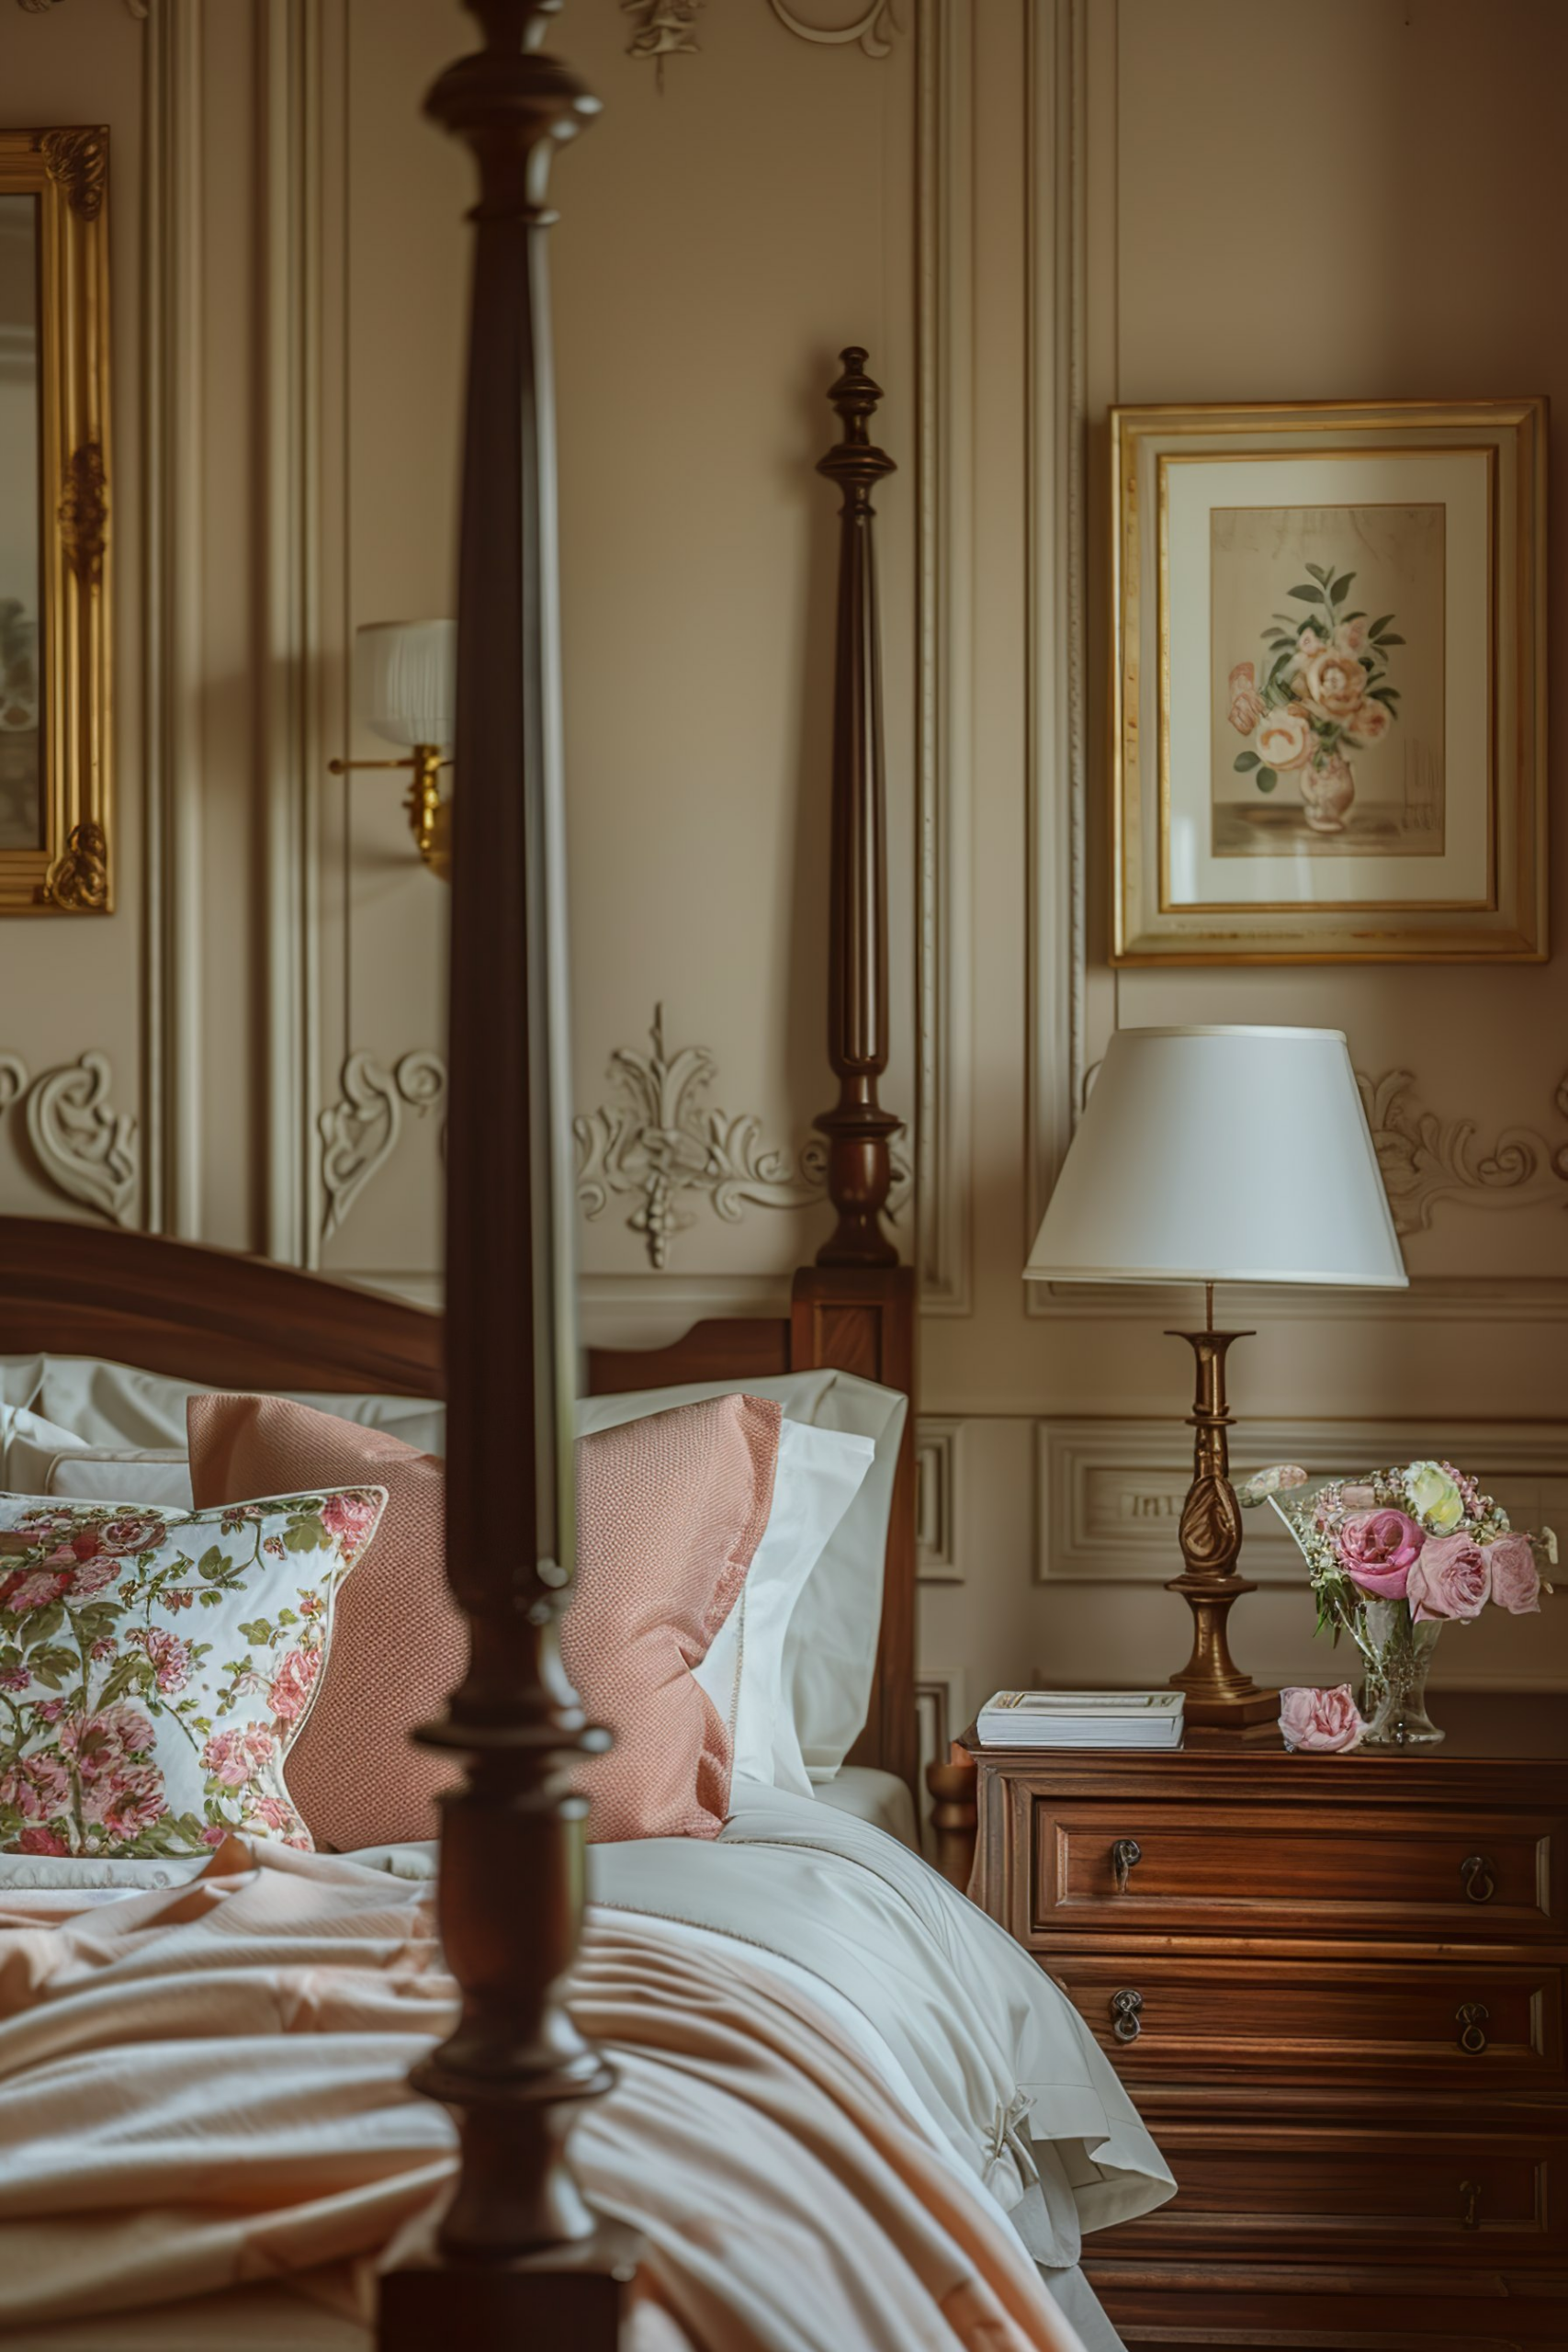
top-left (565, 1393), bottom-right (781, 1841)
top-left (186, 1393), bottom-right (462, 1852)
top-left (188, 1388), bottom-right (782, 1852)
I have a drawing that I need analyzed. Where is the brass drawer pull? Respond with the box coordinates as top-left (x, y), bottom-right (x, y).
top-left (1110, 1988), bottom-right (1143, 2043)
top-left (1461, 1854), bottom-right (1495, 1905)
top-left (1456, 2002), bottom-right (1490, 2055)
top-left (1461, 2178), bottom-right (1481, 2230)
top-left (1111, 1838), bottom-right (1142, 1894)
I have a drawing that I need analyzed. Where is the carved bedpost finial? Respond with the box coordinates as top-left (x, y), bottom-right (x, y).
top-left (379, 6), bottom-right (635, 2348)
top-left (813, 347), bottom-right (899, 1269)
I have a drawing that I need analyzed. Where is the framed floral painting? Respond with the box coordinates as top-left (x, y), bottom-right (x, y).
top-left (1111, 398), bottom-right (1547, 963)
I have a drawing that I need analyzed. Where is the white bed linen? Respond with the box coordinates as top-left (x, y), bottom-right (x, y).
top-left (811, 1762), bottom-right (920, 1847)
top-left (0, 1788), bottom-right (1168, 2351)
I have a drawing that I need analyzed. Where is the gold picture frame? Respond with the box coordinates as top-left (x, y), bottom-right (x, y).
top-left (1111, 398), bottom-right (1546, 965)
top-left (0, 127), bottom-right (112, 914)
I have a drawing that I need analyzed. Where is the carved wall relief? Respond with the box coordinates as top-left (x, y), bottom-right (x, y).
top-left (1358, 1068), bottom-right (1568, 1238)
top-left (766, 1), bottom-right (902, 58)
top-left (318, 1050), bottom-right (447, 1242)
top-left (623, 0), bottom-right (704, 82)
top-left (0, 1050), bottom-right (138, 1226)
top-left (575, 1005), bottom-right (828, 1269)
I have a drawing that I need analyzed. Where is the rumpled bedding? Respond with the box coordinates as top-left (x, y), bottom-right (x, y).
top-left (0, 1789), bottom-right (1173, 2351)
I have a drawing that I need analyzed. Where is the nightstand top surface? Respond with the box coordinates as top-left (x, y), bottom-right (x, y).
top-left (962, 1690), bottom-right (1568, 1768)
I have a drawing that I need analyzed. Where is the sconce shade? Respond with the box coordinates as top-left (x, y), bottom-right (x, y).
top-left (354, 619), bottom-right (456, 752)
top-left (1024, 1025), bottom-right (1407, 1291)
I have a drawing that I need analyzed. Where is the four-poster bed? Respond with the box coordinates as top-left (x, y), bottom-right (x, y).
top-left (0, 7), bottom-right (1179, 2348)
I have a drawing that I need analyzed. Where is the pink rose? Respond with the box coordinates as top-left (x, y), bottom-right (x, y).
top-left (201, 1723), bottom-right (276, 1790)
top-left (133, 1625), bottom-right (191, 1694)
top-left (96, 1517), bottom-right (167, 1555)
top-left (15, 1825), bottom-right (68, 1855)
top-left (320, 1490), bottom-right (380, 1557)
top-left (0, 1565), bottom-right (71, 1614)
top-left (61, 1704), bottom-right (155, 1780)
top-left (1485, 1532), bottom-right (1540, 1615)
top-left (201, 1823), bottom-right (229, 1846)
top-left (1, 1752), bottom-right (71, 1818)
top-left (1302, 647), bottom-right (1367, 719)
top-left (61, 1555), bottom-right (119, 1603)
top-left (1406, 1532), bottom-right (1490, 1623)
top-left (1279, 1685), bottom-right (1364, 1754)
top-left (1349, 700), bottom-right (1391, 744)
top-left (1335, 1509), bottom-right (1424, 1600)
top-left (84, 1761), bottom-right (166, 1840)
top-left (267, 1646), bottom-right (321, 1724)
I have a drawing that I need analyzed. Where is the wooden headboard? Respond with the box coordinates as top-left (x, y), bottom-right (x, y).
top-left (0, 1222), bottom-right (915, 1791)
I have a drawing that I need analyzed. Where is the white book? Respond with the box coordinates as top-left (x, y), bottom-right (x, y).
top-left (976, 1689), bottom-right (1184, 1749)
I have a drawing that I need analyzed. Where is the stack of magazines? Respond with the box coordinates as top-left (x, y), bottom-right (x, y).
top-left (976, 1690), bottom-right (1185, 1749)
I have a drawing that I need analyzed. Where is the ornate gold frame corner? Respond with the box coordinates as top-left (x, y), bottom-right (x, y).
top-left (0, 127), bottom-right (113, 915)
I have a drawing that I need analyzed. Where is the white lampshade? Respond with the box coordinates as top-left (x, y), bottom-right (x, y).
top-left (1025, 1025), bottom-right (1407, 1290)
top-left (353, 619), bottom-right (456, 752)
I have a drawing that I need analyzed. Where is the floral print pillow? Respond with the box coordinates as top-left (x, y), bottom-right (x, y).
top-left (0, 1487), bottom-right (386, 1858)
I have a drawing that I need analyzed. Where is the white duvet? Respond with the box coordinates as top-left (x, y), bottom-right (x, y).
top-left (0, 1787), bottom-right (1172, 2351)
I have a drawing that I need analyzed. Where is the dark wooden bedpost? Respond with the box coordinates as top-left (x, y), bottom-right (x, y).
top-left (794, 348), bottom-right (918, 1793)
top-left (813, 348), bottom-right (900, 1271)
top-left (379, 4), bottom-right (637, 2342)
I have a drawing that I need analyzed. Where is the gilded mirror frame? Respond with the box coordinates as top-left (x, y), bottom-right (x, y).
top-left (0, 127), bottom-right (111, 914)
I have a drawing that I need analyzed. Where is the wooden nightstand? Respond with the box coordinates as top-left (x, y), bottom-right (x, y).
top-left (955, 1692), bottom-right (1568, 2349)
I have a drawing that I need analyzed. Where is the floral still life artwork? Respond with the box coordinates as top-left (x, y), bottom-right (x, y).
top-left (1242, 1460), bottom-right (1555, 1747)
top-left (0, 1487), bottom-right (386, 1858)
top-left (1212, 503), bottom-right (1445, 858)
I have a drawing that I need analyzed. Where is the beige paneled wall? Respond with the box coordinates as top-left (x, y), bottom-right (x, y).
top-left (920, 0), bottom-right (1568, 1736)
top-left (0, 2), bottom-right (919, 1319)
top-left (315, 0), bottom-right (919, 1313)
top-left (0, 1), bottom-right (148, 1229)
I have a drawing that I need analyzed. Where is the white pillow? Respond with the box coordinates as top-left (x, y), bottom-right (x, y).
top-left (693, 1418), bottom-right (874, 1798)
top-left (0, 1356), bottom-right (444, 1460)
top-left (1, 1405), bottom-right (193, 1508)
top-left (577, 1368), bottom-right (906, 1780)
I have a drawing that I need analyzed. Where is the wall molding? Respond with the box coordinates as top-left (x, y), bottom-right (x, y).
top-left (1025, 0), bottom-right (1089, 1308)
top-left (141, 0), bottom-right (204, 1237)
top-left (913, 0), bottom-right (974, 1315)
top-left (916, 1417), bottom-right (961, 1582)
top-left (575, 1006), bottom-right (829, 1270)
top-left (767, 0), bottom-right (900, 58)
top-left (318, 1048), bottom-right (446, 1242)
top-left (1360, 1065), bottom-right (1568, 1238)
top-left (0, 1050), bottom-right (139, 1227)
top-left (1035, 1414), bottom-right (1568, 1588)
top-left (623, 0), bottom-right (702, 78)
top-left (260, 0), bottom-right (333, 1266)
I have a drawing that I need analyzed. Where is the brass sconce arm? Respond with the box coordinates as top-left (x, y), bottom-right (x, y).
top-left (327, 744), bottom-right (451, 880)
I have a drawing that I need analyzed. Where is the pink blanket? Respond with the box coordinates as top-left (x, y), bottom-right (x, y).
top-left (0, 1840), bottom-right (1089, 2352)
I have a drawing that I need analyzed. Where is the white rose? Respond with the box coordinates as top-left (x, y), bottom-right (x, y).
top-left (1256, 709), bottom-right (1313, 773)
top-left (1406, 1460), bottom-right (1465, 1534)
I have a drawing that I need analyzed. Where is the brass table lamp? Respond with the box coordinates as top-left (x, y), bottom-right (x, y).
top-left (1024, 1025), bottom-right (1407, 1734)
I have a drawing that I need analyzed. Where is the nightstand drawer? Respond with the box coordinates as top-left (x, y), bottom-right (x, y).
top-left (1049, 1954), bottom-right (1563, 2084)
top-left (1027, 1799), bottom-right (1565, 1941)
top-left (1117, 2122), bottom-right (1566, 2256)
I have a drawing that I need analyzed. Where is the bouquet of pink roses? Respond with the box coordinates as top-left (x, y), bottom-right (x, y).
top-left (1241, 1458), bottom-right (1555, 1747)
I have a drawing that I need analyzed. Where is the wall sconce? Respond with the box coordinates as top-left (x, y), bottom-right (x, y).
top-left (328, 618), bottom-right (455, 879)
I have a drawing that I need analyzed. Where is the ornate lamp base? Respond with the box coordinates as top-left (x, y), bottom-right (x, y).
top-left (1165, 1309), bottom-right (1278, 1738)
